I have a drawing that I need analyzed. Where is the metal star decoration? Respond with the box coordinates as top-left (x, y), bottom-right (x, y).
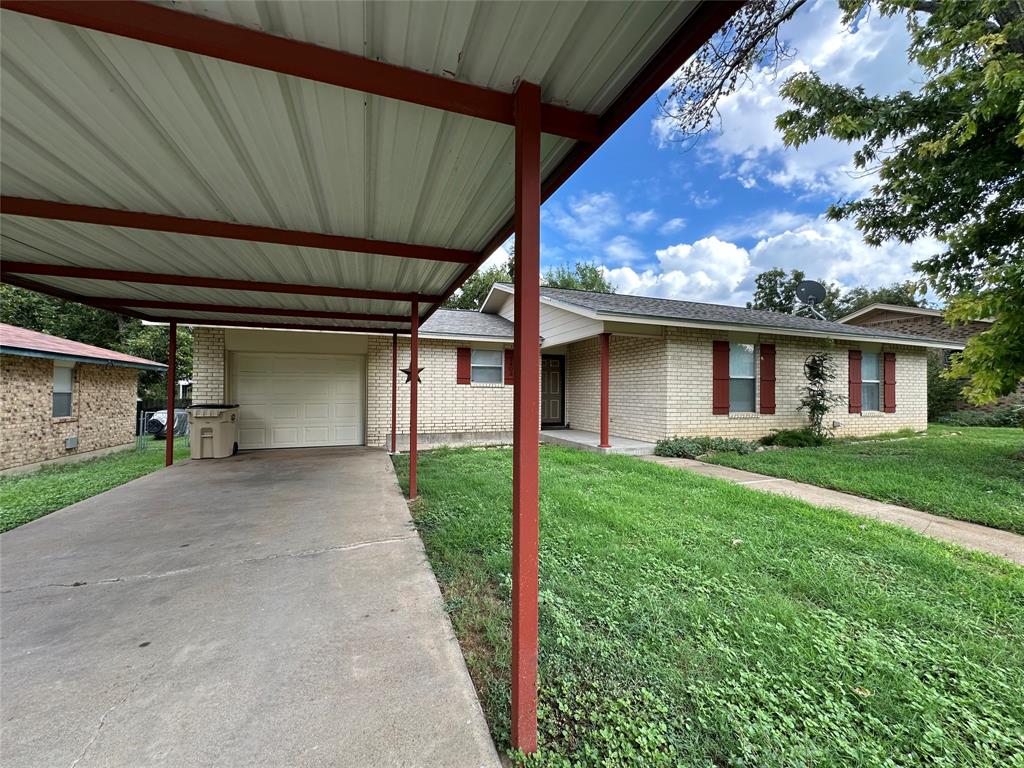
top-left (401, 366), bottom-right (424, 384)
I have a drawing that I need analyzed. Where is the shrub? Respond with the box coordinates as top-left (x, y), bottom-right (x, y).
top-left (938, 405), bottom-right (1024, 428)
top-left (654, 435), bottom-right (758, 458)
top-left (798, 352), bottom-right (844, 438)
top-left (760, 428), bottom-right (829, 448)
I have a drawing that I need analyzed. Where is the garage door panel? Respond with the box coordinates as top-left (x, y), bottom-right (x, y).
top-left (231, 353), bottom-right (365, 449)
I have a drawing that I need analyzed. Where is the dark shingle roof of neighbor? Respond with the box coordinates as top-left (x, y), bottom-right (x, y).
top-left (421, 308), bottom-right (514, 339)
top-left (494, 284), bottom-right (953, 345)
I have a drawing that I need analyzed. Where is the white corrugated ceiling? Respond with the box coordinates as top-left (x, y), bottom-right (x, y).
top-left (1, 0), bottom-right (717, 333)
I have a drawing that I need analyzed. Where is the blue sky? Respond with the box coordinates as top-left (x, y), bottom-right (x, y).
top-left (487, 1), bottom-right (937, 306)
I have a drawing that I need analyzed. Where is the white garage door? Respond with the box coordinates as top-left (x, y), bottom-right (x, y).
top-left (231, 353), bottom-right (365, 449)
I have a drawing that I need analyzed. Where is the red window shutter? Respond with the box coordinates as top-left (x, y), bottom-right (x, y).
top-left (504, 349), bottom-right (514, 385)
top-left (848, 350), bottom-right (862, 414)
top-left (883, 352), bottom-right (896, 413)
top-left (712, 340), bottom-right (730, 415)
top-left (456, 347), bottom-right (471, 385)
top-left (759, 344), bottom-right (776, 414)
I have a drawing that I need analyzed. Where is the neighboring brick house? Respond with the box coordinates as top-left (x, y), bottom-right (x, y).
top-left (835, 303), bottom-right (991, 347)
top-left (190, 288), bottom-right (953, 451)
top-left (0, 324), bottom-right (165, 474)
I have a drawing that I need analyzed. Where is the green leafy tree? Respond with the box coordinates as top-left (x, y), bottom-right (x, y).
top-left (665, 0), bottom-right (1024, 403)
top-left (833, 280), bottom-right (928, 318)
top-left (542, 262), bottom-right (616, 293)
top-left (798, 351), bottom-right (845, 437)
top-left (443, 256), bottom-right (513, 310)
top-left (746, 268), bottom-right (840, 317)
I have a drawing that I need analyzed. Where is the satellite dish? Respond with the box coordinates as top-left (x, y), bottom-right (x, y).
top-left (794, 280), bottom-right (828, 320)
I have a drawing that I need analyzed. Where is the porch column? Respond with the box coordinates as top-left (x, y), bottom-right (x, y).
top-left (409, 297), bottom-right (419, 499)
top-left (165, 321), bottom-right (176, 467)
top-left (511, 80), bottom-right (541, 754)
top-left (599, 332), bottom-right (611, 448)
top-left (391, 331), bottom-right (398, 454)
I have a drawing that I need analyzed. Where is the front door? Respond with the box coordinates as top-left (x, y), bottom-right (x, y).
top-left (541, 355), bottom-right (565, 427)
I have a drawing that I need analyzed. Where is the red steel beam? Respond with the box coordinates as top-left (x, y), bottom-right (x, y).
top-left (154, 318), bottom-right (404, 334)
top-left (1, 273), bottom-right (153, 321)
top-left (0, 261), bottom-right (443, 303)
top-left (510, 80), bottom-right (541, 755)
top-left (1, 197), bottom-right (478, 265)
top-left (431, 0), bottom-right (744, 314)
top-left (89, 297), bottom-right (407, 323)
top-left (599, 332), bottom-right (611, 448)
top-left (0, 1), bottom-right (600, 143)
top-left (391, 332), bottom-right (398, 455)
top-left (408, 297), bottom-right (419, 499)
top-left (165, 320), bottom-right (176, 467)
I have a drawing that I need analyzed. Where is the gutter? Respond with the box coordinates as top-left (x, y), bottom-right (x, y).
top-left (0, 346), bottom-right (167, 371)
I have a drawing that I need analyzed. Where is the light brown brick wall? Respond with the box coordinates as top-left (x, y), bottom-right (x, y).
top-left (0, 354), bottom-right (138, 471)
top-left (192, 327), bottom-right (225, 403)
top-left (566, 335), bottom-right (669, 442)
top-left (663, 328), bottom-right (927, 439)
top-left (365, 336), bottom-right (514, 447)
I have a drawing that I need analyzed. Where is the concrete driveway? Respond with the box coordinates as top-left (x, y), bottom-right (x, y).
top-left (0, 448), bottom-right (500, 768)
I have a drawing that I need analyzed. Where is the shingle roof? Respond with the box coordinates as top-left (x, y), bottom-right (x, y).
top-left (420, 309), bottom-right (513, 340)
top-left (0, 323), bottom-right (166, 370)
top-left (498, 285), bottom-right (955, 346)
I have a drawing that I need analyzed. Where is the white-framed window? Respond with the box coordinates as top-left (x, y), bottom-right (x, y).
top-left (861, 351), bottom-right (881, 412)
top-left (471, 348), bottom-right (503, 384)
top-left (729, 342), bottom-right (756, 413)
top-left (53, 361), bottom-right (75, 418)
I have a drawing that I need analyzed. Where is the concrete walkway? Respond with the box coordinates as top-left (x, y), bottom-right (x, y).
top-left (645, 456), bottom-right (1024, 565)
top-left (0, 448), bottom-right (500, 768)
top-left (541, 428), bottom-right (656, 456)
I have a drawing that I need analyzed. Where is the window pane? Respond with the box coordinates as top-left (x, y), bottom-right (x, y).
top-left (729, 378), bottom-right (755, 413)
top-left (52, 392), bottom-right (72, 418)
top-left (861, 352), bottom-right (880, 382)
top-left (471, 349), bottom-right (503, 367)
top-left (862, 382), bottom-right (880, 412)
top-left (729, 343), bottom-right (755, 378)
top-left (54, 365), bottom-right (73, 393)
top-left (471, 366), bottom-right (502, 384)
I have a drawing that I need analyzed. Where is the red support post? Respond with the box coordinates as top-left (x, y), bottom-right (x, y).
top-left (599, 332), bottom-right (611, 448)
top-left (408, 298), bottom-right (419, 499)
top-left (165, 321), bottom-right (177, 467)
top-left (391, 332), bottom-right (398, 454)
top-left (511, 80), bottom-right (541, 754)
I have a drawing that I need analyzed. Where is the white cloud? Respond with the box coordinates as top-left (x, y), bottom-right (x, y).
top-left (604, 235), bottom-right (644, 265)
top-left (599, 217), bottom-right (936, 306)
top-left (626, 209), bottom-right (658, 230)
top-left (603, 236), bottom-right (751, 304)
top-left (712, 209), bottom-right (814, 241)
top-left (546, 191), bottom-right (622, 243)
top-left (659, 217), bottom-right (686, 235)
top-left (655, 2), bottom-right (921, 197)
top-left (479, 243), bottom-right (511, 271)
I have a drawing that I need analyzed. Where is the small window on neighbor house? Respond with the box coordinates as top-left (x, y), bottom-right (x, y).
top-left (53, 362), bottom-right (74, 418)
top-left (862, 352), bottom-right (881, 411)
top-left (729, 343), bottom-right (756, 413)
top-left (471, 348), bottom-right (503, 384)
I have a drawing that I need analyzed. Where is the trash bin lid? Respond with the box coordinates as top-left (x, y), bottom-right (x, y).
top-left (187, 403), bottom-right (239, 409)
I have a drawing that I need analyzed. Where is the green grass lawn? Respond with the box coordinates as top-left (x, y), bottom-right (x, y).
top-left (394, 446), bottom-right (1024, 767)
top-left (0, 437), bottom-right (190, 533)
top-left (703, 425), bottom-right (1024, 535)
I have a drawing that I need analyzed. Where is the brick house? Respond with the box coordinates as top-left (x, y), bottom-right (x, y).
top-left (190, 287), bottom-right (954, 451)
top-left (0, 324), bottom-right (165, 474)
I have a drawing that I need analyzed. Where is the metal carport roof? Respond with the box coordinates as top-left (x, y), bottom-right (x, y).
top-left (0, 0), bottom-right (738, 334)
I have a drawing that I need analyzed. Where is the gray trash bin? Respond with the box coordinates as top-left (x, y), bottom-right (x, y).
top-left (187, 404), bottom-right (240, 459)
